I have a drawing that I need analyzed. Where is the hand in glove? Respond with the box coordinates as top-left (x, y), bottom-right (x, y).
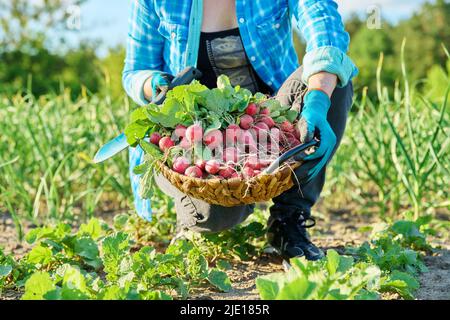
top-left (145, 72), bottom-right (174, 101)
top-left (297, 89), bottom-right (336, 181)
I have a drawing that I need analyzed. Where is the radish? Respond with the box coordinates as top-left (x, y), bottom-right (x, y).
top-left (239, 115), bottom-right (254, 130)
top-left (150, 132), bottom-right (162, 145)
top-left (205, 160), bottom-right (221, 175)
top-left (159, 137), bottom-right (175, 152)
top-left (253, 122), bottom-right (270, 133)
top-left (195, 159), bottom-right (206, 171)
top-left (179, 137), bottom-right (192, 149)
top-left (204, 129), bottom-right (223, 149)
top-left (254, 170), bottom-right (262, 176)
top-left (231, 172), bottom-right (239, 178)
top-left (243, 166), bottom-right (255, 178)
top-left (260, 108), bottom-right (270, 116)
top-left (185, 166), bottom-right (203, 178)
top-left (225, 124), bottom-right (242, 145)
top-left (186, 123), bottom-right (203, 144)
top-left (280, 121), bottom-right (295, 133)
top-left (219, 166), bottom-right (235, 179)
top-left (260, 116), bottom-right (275, 128)
top-left (246, 103), bottom-right (259, 116)
top-left (174, 125), bottom-right (187, 140)
top-left (172, 157), bottom-right (190, 174)
top-left (223, 147), bottom-right (238, 163)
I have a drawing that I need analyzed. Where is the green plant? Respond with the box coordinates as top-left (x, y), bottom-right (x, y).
top-left (325, 48), bottom-right (449, 219)
top-left (1, 218), bottom-right (232, 300)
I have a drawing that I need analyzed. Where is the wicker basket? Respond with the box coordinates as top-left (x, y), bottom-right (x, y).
top-left (157, 161), bottom-right (300, 207)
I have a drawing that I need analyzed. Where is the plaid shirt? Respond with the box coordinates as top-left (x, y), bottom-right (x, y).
top-left (124, 0), bottom-right (358, 221)
top-left (123, 0), bottom-right (357, 106)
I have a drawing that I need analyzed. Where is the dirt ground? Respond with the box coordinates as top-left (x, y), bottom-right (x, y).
top-left (1, 210), bottom-right (449, 300)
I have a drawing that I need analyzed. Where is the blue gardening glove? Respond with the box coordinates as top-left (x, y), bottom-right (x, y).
top-left (297, 89), bottom-right (336, 181)
top-left (150, 72), bottom-right (173, 99)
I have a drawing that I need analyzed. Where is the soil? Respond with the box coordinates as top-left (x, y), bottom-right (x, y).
top-left (1, 209), bottom-right (449, 300)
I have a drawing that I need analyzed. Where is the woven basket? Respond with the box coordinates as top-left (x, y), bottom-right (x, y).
top-left (157, 161), bottom-right (300, 207)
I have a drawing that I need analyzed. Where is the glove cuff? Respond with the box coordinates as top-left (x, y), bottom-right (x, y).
top-left (303, 89), bottom-right (331, 115)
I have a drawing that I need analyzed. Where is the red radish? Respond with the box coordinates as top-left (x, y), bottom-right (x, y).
top-left (231, 172), bottom-right (239, 178)
top-left (219, 166), bottom-right (235, 179)
top-left (253, 122), bottom-right (270, 133)
top-left (185, 166), bottom-right (203, 178)
top-left (150, 133), bottom-right (162, 145)
top-left (159, 137), bottom-right (175, 152)
top-left (172, 157), bottom-right (190, 174)
top-left (195, 159), bottom-right (206, 170)
top-left (280, 121), bottom-right (295, 133)
top-left (246, 103), bottom-right (259, 116)
top-left (269, 127), bottom-right (281, 144)
top-left (205, 160), bottom-right (221, 175)
top-left (260, 116), bottom-right (275, 128)
top-left (179, 138), bottom-right (191, 149)
top-left (174, 125), bottom-right (187, 140)
top-left (260, 108), bottom-right (270, 116)
top-left (288, 137), bottom-right (301, 147)
top-left (186, 123), bottom-right (203, 143)
top-left (245, 155), bottom-right (260, 170)
top-left (204, 130), bottom-right (223, 149)
top-left (254, 170), bottom-right (262, 176)
top-left (243, 166), bottom-right (255, 178)
top-left (239, 115), bottom-right (254, 130)
top-left (223, 147), bottom-right (238, 163)
top-left (225, 124), bottom-right (242, 145)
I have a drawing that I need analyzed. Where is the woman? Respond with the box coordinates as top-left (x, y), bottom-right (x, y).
top-left (123, 0), bottom-right (357, 261)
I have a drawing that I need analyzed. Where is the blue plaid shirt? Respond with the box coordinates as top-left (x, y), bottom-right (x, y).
top-left (123, 0), bottom-right (358, 221)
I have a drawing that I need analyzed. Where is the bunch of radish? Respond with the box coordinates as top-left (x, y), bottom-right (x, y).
top-left (149, 102), bottom-right (301, 180)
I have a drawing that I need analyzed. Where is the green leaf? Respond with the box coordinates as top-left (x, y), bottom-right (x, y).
top-left (216, 259), bottom-right (232, 271)
top-left (208, 269), bottom-right (232, 292)
top-left (274, 116), bottom-right (287, 124)
top-left (326, 250), bottom-right (340, 275)
top-left (113, 214), bottom-right (129, 231)
top-left (256, 277), bottom-right (280, 300)
top-left (286, 110), bottom-right (299, 123)
top-left (124, 120), bottom-right (151, 146)
top-left (140, 139), bottom-right (163, 158)
top-left (74, 237), bottom-right (102, 269)
top-left (60, 265), bottom-right (90, 300)
top-left (22, 272), bottom-right (56, 300)
top-left (146, 98), bottom-right (185, 128)
top-left (130, 107), bottom-right (149, 122)
top-left (78, 218), bottom-right (102, 240)
top-left (276, 276), bottom-right (317, 300)
top-left (0, 265), bottom-right (12, 278)
top-left (27, 245), bottom-right (53, 266)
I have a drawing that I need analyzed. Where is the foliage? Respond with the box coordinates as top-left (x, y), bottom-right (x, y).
top-left (324, 51), bottom-right (449, 219)
top-left (257, 218), bottom-right (430, 300)
top-left (0, 91), bottom-right (131, 229)
top-left (0, 218), bottom-right (232, 300)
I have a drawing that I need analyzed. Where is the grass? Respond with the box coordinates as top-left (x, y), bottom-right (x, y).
top-left (324, 49), bottom-right (449, 220)
top-left (0, 89), bottom-right (133, 236)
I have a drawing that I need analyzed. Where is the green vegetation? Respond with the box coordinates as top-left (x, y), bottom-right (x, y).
top-left (256, 217), bottom-right (433, 300)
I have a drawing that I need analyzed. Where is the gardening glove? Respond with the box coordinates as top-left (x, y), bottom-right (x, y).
top-left (296, 89), bottom-right (336, 182)
top-left (150, 72), bottom-right (174, 100)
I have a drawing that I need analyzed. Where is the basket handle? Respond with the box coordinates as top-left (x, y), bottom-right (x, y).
top-left (263, 139), bottom-right (320, 175)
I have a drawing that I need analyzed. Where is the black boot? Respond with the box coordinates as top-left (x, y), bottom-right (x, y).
top-left (267, 207), bottom-right (324, 261)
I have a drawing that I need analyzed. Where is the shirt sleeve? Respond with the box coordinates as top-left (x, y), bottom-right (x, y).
top-left (290, 0), bottom-right (358, 87)
top-left (122, 0), bottom-right (164, 106)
